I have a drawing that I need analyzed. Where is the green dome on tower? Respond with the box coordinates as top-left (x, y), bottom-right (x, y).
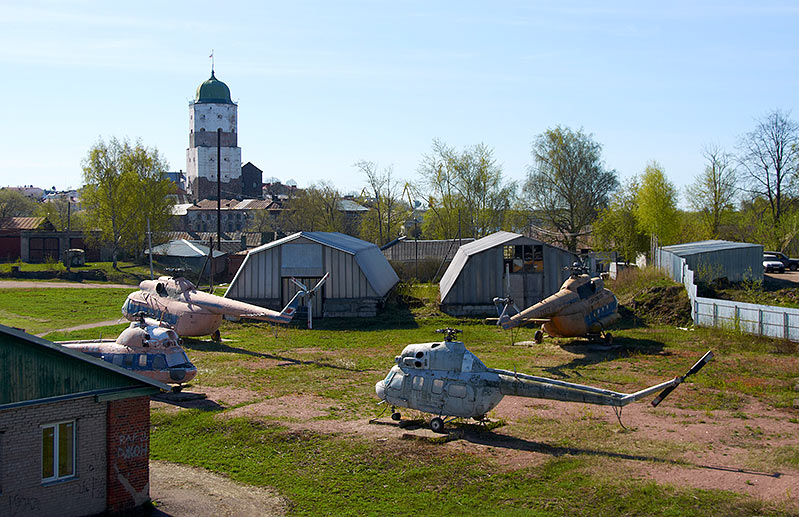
top-left (195, 71), bottom-right (233, 104)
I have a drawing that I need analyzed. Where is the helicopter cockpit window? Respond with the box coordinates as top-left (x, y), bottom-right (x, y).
top-left (431, 379), bottom-right (444, 394)
top-left (448, 383), bottom-right (467, 398)
top-left (389, 373), bottom-right (404, 390)
top-left (156, 283), bottom-right (167, 297)
top-left (123, 354), bottom-right (134, 367)
top-left (412, 376), bottom-right (424, 390)
top-left (138, 355), bottom-right (148, 367)
top-left (112, 354), bottom-right (123, 366)
top-left (152, 355), bottom-right (167, 370)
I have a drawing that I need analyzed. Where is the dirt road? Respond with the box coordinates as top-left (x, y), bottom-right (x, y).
top-left (149, 461), bottom-right (287, 516)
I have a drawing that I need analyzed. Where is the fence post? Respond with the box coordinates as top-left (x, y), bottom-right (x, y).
top-left (694, 300), bottom-right (699, 324)
top-left (758, 309), bottom-right (763, 337)
top-left (735, 305), bottom-right (739, 332)
top-left (785, 312), bottom-right (790, 340)
top-left (713, 303), bottom-right (718, 326)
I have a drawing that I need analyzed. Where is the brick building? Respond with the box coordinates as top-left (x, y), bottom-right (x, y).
top-left (0, 325), bottom-right (167, 516)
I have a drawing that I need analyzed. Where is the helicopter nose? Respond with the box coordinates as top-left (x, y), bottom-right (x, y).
top-left (375, 381), bottom-right (386, 400)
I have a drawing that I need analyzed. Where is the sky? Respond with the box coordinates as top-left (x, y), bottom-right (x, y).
top-left (1, 1), bottom-right (798, 203)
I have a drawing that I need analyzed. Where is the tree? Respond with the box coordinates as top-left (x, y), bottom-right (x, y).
top-left (685, 144), bottom-right (738, 239)
top-left (634, 161), bottom-right (680, 246)
top-left (354, 161), bottom-right (409, 246)
top-left (524, 126), bottom-right (618, 251)
top-left (0, 188), bottom-right (38, 218)
top-left (417, 139), bottom-right (515, 239)
top-left (81, 137), bottom-right (174, 267)
top-left (737, 109), bottom-right (799, 242)
top-left (36, 197), bottom-right (84, 231)
top-left (593, 176), bottom-right (648, 263)
top-left (278, 181), bottom-right (345, 234)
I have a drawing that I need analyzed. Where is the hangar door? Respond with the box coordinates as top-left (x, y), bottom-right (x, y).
top-left (502, 244), bottom-right (544, 308)
top-left (282, 277), bottom-right (324, 319)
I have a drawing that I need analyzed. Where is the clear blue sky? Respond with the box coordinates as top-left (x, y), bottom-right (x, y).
top-left (1, 1), bottom-right (798, 202)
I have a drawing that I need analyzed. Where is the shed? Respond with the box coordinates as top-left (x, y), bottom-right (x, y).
top-left (0, 324), bottom-right (167, 516)
top-left (225, 231), bottom-right (399, 318)
top-left (655, 240), bottom-right (763, 284)
top-left (439, 231), bottom-right (577, 316)
top-left (145, 238), bottom-right (226, 279)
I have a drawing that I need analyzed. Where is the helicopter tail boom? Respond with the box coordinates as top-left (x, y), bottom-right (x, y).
top-left (493, 350), bottom-right (713, 408)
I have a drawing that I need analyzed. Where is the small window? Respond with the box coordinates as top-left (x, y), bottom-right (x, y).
top-left (138, 355), bottom-right (148, 367)
top-left (112, 354), bottom-right (123, 366)
top-left (412, 376), bottom-right (424, 390)
top-left (152, 355), bottom-right (167, 370)
top-left (448, 383), bottom-right (467, 398)
top-left (42, 421), bottom-right (75, 482)
top-left (431, 379), bottom-right (444, 394)
top-left (389, 373), bottom-right (404, 390)
top-left (123, 355), bottom-right (134, 367)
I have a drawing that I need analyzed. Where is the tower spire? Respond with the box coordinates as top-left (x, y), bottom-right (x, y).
top-left (209, 50), bottom-right (214, 75)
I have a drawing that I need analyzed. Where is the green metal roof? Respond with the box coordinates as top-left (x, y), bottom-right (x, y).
top-left (195, 71), bottom-right (234, 104)
top-left (0, 324), bottom-right (167, 409)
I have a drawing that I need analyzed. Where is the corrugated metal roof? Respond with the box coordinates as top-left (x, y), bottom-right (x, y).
top-left (0, 216), bottom-right (46, 231)
top-left (439, 231), bottom-right (551, 301)
top-left (1, 324), bottom-right (167, 407)
top-left (171, 203), bottom-right (194, 216)
top-left (245, 231), bottom-right (398, 297)
top-left (382, 237), bottom-right (475, 262)
top-left (661, 240), bottom-right (761, 257)
top-left (458, 231), bottom-right (522, 257)
top-left (146, 239), bottom-right (225, 258)
top-left (336, 199), bottom-right (369, 212)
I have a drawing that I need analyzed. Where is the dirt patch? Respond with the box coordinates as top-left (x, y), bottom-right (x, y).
top-left (149, 460), bottom-right (287, 516)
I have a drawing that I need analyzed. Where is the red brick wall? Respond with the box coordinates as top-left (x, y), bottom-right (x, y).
top-left (106, 396), bottom-right (150, 512)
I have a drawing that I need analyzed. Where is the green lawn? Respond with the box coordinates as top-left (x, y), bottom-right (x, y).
top-left (0, 287), bottom-right (133, 334)
top-left (13, 282), bottom-right (798, 515)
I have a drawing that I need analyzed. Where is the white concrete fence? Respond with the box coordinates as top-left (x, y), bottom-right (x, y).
top-left (677, 258), bottom-right (799, 342)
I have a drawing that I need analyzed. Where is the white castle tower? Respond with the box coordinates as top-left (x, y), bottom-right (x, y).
top-left (186, 68), bottom-right (242, 201)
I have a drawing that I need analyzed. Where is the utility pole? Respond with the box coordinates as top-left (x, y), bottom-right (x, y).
top-left (217, 128), bottom-right (222, 253)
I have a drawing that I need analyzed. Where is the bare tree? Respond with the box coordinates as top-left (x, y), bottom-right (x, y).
top-left (355, 161), bottom-right (408, 246)
top-left (524, 126), bottom-right (618, 251)
top-left (417, 139), bottom-right (514, 239)
top-left (738, 109), bottom-right (799, 229)
top-left (685, 144), bottom-right (738, 238)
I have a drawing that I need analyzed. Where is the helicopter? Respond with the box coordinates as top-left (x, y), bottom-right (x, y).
top-left (494, 262), bottom-right (620, 345)
top-left (58, 315), bottom-right (197, 388)
top-left (121, 273), bottom-right (329, 340)
top-left (375, 328), bottom-right (713, 433)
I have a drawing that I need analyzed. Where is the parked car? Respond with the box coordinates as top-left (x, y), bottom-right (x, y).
top-left (764, 251), bottom-right (799, 271)
top-left (763, 254), bottom-right (786, 273)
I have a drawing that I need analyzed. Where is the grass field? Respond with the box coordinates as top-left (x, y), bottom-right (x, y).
top-left (0, 260), bottom-right (165, 285)
top-left (10, 278), bottom-right (799, 515)
top-left (0, 287), bottom-right (135, 334)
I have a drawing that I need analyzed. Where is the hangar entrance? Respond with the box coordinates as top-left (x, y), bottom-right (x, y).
top-left (503, 244), bottom-right (544, 308)
top-left (282, 276), bottom-right (324, 320)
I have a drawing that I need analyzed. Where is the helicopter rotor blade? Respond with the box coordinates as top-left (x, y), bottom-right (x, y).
top-left (651, 350), bottom-right (714, 407)
top-left (310, 272), bottom-right (330, 295)
top-left (290, 277), bottom-right (309, 292)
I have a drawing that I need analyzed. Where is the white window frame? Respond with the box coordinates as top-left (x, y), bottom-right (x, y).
top-left (41, 420), bottom-right (76, 483)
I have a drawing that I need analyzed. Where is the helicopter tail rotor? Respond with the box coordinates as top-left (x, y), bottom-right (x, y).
top-left (290, 272), bottom-right (330, 329)
top-left (651, 350), bottom-right (714, 407)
